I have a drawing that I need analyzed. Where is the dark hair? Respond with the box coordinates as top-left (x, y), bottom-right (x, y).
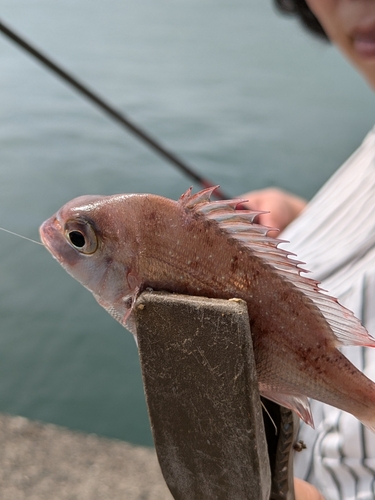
top-left (274, 0), bottom-right (329, 41)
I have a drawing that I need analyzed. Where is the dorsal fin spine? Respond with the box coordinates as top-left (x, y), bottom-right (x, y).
top-left (181, 187), bottom-right (375, 349)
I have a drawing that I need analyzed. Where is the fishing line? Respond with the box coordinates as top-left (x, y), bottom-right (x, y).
top-left (0, 18), bottom-right (229, 201)
top-left (261, 401), bottom-right (278, 435)
top-left (0, 227), bottom-right (43, 246)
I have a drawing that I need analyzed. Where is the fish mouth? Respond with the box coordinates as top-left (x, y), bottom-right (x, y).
top-left (40, 217), bottom-right (61, 255)
top-left (39, 216), bottom-right (74, 266)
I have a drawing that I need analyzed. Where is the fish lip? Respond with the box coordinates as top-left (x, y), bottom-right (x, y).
top-left (40, 217), bottom-right (59, 242)
top-left (39, 217), bottom-right (65, 262)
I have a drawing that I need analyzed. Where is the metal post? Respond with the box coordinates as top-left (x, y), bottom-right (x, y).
top-left (135, 291), bottom-right (297, 500)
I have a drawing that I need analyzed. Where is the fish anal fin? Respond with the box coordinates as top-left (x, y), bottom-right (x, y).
top-left (260, 389), bottom-right (314, 428)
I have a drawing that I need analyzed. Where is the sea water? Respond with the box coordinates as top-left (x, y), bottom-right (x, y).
top-left (0, 0), bottom-right (374, 446)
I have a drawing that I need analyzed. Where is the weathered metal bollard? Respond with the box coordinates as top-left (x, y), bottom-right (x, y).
top-left (135, 291), bottom-right (297, 500)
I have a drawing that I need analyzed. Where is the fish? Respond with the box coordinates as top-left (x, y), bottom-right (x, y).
top-left (39, 186), bottom-right (375, 431)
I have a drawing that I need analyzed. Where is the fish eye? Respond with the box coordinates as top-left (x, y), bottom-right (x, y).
top-left (68, 231), bottom-right (86, 248)
top-left (64, 220), bottom-right (98, 254)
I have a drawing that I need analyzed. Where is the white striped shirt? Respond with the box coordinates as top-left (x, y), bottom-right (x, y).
top-left (281, 127), bottom-right (375, 500)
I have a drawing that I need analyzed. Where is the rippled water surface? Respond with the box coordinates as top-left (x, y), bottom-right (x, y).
top-left (0, 0), bottom-right (374, 445)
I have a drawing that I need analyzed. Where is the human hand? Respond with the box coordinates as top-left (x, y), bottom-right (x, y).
top-left (239, 187), bottom-right (307, 234)
top-left (294, 478), bottom-right (325, 500)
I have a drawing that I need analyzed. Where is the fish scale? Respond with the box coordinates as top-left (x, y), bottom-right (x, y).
top-left (40, 186), bottom-right (375, 432)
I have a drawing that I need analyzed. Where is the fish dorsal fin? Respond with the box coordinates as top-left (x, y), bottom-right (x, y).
top-left (179, 187), bottom-right (375, 349)
top-left (179, 185), bottom-right (218, 207)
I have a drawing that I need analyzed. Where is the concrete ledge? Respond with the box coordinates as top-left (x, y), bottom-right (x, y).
top-left (0, 413), bottom-right (172, 500)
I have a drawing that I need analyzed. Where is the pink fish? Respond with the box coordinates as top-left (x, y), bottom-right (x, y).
top-left (40, 187), bottom-right (375, 431)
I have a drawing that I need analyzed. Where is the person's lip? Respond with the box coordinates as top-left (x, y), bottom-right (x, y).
top-left (351, 24), bottom-right (375, 59)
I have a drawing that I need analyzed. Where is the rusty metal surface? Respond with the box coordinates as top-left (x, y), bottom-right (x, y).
top-left (262, 400), bottom-right (298, 500)
top-left (272, 407), bottom-right (299, 500)
top-left (135, 291), bottom-right (271, 500)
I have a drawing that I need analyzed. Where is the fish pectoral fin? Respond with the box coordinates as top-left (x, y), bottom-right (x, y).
top-left (121, 269), bottom-right (143, 328)
top-left (122, 286), bottom-right (140, 325)
top-left (260, 389), bottom-right (314, 428)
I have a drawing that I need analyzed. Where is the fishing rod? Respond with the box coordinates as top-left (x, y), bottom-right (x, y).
top-left (0, 18), bottom-right (230, 200)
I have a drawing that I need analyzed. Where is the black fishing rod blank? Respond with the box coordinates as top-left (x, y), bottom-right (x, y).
top-left (0, 18), bottom-right (230, 200)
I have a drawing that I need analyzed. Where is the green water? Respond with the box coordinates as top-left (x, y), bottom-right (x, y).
top-left (0, 0), bottom-right (374, 446)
